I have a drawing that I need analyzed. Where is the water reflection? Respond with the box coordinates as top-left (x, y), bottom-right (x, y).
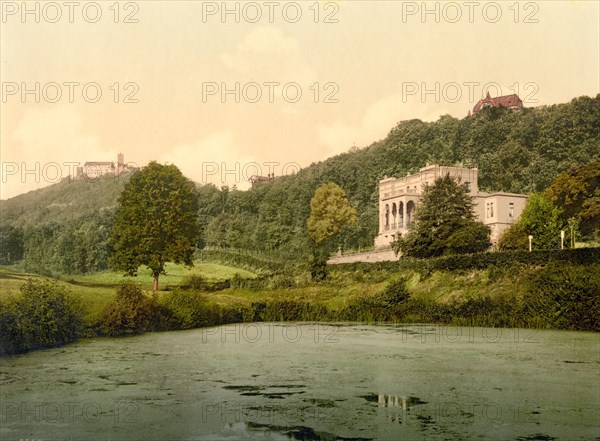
top-left (360, 393), bottom-right (428, 410)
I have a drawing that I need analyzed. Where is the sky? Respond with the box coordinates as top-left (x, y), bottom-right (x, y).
top-left (1, 0), bottom-right (599, 199)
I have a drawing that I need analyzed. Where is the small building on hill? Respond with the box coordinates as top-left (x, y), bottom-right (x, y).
top-left (249, 173), bottom-right (276, 188)
top-left (471, 92), bottom-right (523, 115)
top-left (374, 164), bottom-right (527, 248)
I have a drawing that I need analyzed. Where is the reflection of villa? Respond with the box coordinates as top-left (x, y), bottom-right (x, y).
top-left (374, 164), bottom-right (528, 248)
top-left (377, 394), bottom-right (428, 411)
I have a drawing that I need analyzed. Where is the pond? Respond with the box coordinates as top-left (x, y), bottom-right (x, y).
top-left (1, 324), bottom-right (598, 440)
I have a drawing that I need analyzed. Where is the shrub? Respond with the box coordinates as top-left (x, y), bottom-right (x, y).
top-left (451, 296), bottom-right (519, 328)
top-left (498, 222), bottom-right (529, 250)
top-left (97, 282), bottom-right (156, 336)
top-left (380, 277), bottom-right (410, 306)
top-left (180, 274), bottom-right (206, 291)
top-left (339, 293), bottom-right (402, 322)
top-left (267, 274), bottom-right (295, 290)
top-left (260, 300), bottom-right (329, 321)
top-left (0, 279), bottom-right (84, 355)
top-left (243, 301), bottom-right (267, 322)
top-left (310, 256), bottom-right (328, 281)
top-left (523, 263), bottom-right (600, 331)
top-left (230, 273), bottom-right (243, 289)
top-left (157, 289), bottom-right (221, 330)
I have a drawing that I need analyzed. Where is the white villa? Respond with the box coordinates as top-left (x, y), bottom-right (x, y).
top-left (374, 164), bottom-right (528, 248)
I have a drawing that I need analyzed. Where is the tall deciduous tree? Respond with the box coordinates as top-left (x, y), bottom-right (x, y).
top-left (110, 162), bottom-right (200, 291)
top-left (393, 174), bottom-right (491, 258)
top-left (306, 183), bottom-right (357, 280)
top-left (544, 162), bottom-right (599, 236)
top-left (499, 193), bottom-right (564, 250)
top-left (307, 183), bottom-right (357, 245)
top-left (0, 225), bottom-right (24, 265)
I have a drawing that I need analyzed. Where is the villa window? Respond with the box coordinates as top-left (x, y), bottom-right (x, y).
top-left (509, 203), bottom-right (514, 218)
top-left (465, 181), bottom-right (471, 192)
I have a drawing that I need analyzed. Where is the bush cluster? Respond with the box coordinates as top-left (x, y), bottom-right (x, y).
top-left (97, 282), bottom-right (155, 336)
top-left (153, 289), bottom-right (223, 331)
top-left (0, 280), bottom-right (84, 355)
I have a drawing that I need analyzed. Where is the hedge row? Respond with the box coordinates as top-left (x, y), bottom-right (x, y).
top-left (334, 248), bottom-right (600, 274)
top-left (197, 248), bottom-right (287, 273)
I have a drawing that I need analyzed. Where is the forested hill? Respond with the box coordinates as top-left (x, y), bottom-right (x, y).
top-left (1, 173), bottom-right (131, 228)
top-left (1, 94), bottom-right (599, 273)
top-left (0, 174), bottom-right (131, 273)
top-left (198, 94), bottom-right (599, 257)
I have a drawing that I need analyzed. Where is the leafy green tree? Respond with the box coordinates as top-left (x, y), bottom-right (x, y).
top-left (307, 182), bottom-right (357, 245)
top-left (544, 162), bottom-right (599, 237)
top-left (306, 182), bottom-right (357, 280)
top-left (0, 225), bottom-right (24, 265)
top-left (499, 194), bottom-right (565, 250)
top-left (196, 184), bottom-right (225, 249)
top-left (392, 174), bottom-right (491, 258)
top-left (205, 213), bottom-right (232, 248)
top-left (23, 224), bottom-right (57, 275)
top-left (109, 162), bottom-right (200, 291)
top-left (516, 193), bottom-right (564, 250)
top-left (498, 222), bottom-right (529, 250)
top-left (445, 222), bottom-right (493, 255)
top-left (566, 216), bottom-right (582, 248)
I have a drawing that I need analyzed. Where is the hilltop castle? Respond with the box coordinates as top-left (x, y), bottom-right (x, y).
top-left (76, 153), bottom-right (134, 179)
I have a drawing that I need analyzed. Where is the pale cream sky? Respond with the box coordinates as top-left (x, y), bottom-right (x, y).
top-left (1, 0), bottom-right (599, 199)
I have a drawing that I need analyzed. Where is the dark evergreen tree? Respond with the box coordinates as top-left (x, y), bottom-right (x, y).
top-left (392, 174), bottom-right (491, 258)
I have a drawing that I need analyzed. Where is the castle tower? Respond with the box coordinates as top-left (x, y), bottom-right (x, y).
top-left (117, 153), bottom-right (124, 174)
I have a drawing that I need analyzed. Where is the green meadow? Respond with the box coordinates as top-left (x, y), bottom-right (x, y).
top-left (0, 262), bottom-right (255, 321)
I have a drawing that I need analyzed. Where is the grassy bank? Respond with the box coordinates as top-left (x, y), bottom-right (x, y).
top-left (1, 250), bottom-right (599, 355)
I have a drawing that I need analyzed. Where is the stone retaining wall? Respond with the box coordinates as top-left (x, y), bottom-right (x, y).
top-left (327, 248), bottom-right (399, 264)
